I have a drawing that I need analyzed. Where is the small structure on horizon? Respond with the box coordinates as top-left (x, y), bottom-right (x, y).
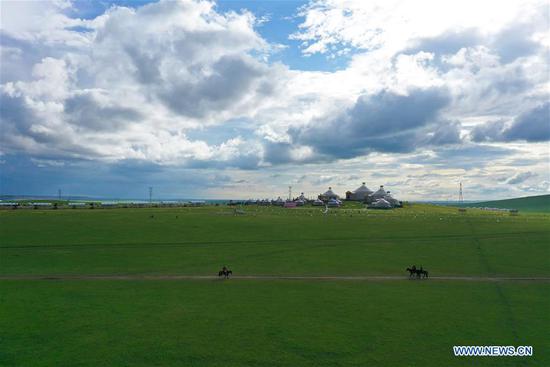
top-left (318, 187), bottom-right (339, 201)
top-left (284, 201), bottom-right (297, 208)
top-left (363, 185), bottom-right (403, 209)
top-left (368, 198), bottom-right (392, 209)
top-left (312, 198), bottom-right (325, 206)
top-left (346, 182), bottom-right (373, 201)
top-left (327, 198), bottom-right (342, 207)
top-left (272, 197), bottom-right (285, 206)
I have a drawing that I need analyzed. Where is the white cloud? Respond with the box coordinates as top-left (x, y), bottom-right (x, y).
top-left (1, 0), bottom-right (287, 165)
top-left (291, 0), bottom-right (545, 57)
top-left (1, 0), bottom-right (548, 199)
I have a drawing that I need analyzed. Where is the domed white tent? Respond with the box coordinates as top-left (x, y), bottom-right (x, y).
top-left (371, 185), bottom-right (388, 200)
top-left (319, 187), bottom-right (339, 201)
top-left (384, 191), bottom-right (402, 207)
top-left (346, 182), bottom-right (373, 201)
top-left (327, 198), bottom-right (341, 207)
top-left (369, 198), bottom-right (392, 209)
top-left (272, 197), bottom-right (285, 206)
top-left (313, 198), bottom-right (325, 206)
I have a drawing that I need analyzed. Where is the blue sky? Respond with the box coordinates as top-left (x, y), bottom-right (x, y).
top-left (0, 0), bottom-right (549, 200)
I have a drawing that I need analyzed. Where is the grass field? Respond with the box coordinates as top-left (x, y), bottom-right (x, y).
top-left (1, 203), bottom-right (549, 366)
top-left (456, 194), bottom-right (550, 213)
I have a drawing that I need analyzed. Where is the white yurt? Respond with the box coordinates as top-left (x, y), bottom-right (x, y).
top-left (369, 198), bottom-right (392, 209)
top-left (273, 197), bottom-right (285, 206)
top-left (371, 185), bottom-right (388, 200)
top-left (347, 182), bottom-right (373, 201)
top-left (319, 187), bottom-right (339, 201)
top-left (313, 198), bottom-right (325, 206)
top-left (327, 198), bottom-right (341, 207)
top-left (384, 191), bottom-right (401, 207)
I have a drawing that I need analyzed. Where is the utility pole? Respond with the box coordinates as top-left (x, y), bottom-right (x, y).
top-left (149, 186), bottom-right (153, 204)
top-left (458, 182), bottom-right (463, 203)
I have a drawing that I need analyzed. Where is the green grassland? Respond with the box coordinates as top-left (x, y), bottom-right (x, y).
top-left (457, 194), bottom-right (550, 213)
top-left (1, 203), bottom-right (549, 366)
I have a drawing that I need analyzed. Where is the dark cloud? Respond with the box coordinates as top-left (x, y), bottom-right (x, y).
top-left (184, 151), bottom-right (262, 171)
top-left (405, 144), bottom-right (516, 169)
top-left (65, 92), bottom-right (142, 131)
top-left (506, 171), bottom-right (536, 185)
top-left (262, 142), bottom-right (294, 164)
top-left (503, 103), bottom-right (550, 142)
top-left (291, 87), bottom-right (450, 158)
top-left (0, 92), bottom-right (66, 148)
top-left (492, 22), bottom-right (541, 63)
top-left (471, 103), bottom-right (550, 142)
top-left (158, 55), bottom-right (272, 119)
top-left (0, 91), bottom-right (132, 158)
top-left (426, 120), bottom-right (462, 145)
top-left (0, 93), bottom-right (35, 135)
top-left (405, 20), bottom-right (543, 64)
top-left (470, 119), bottom-right (507, 142)
top-left (0, 154), bottom-right (242, 198)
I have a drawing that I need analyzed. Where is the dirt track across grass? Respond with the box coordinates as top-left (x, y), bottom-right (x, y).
top-left (1, 274), bottom-right (550, 282)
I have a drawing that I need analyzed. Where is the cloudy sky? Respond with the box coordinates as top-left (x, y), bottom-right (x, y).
top-left (1, 0), bottom-right (548, 200)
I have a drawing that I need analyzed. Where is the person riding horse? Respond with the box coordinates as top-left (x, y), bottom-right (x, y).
top-left (219, 266), bottom-right (232, 279)
top-left (406, 265), bottom-right (428, 279)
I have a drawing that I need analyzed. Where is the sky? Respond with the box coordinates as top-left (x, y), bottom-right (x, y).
top-left (0, 0), bottom-right (549, 200)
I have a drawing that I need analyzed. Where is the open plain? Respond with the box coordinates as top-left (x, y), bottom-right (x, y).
top-left (1, 203), bottom-right (549, 366)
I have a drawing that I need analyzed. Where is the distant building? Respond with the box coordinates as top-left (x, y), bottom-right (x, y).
top-left (312, 198), bottom-right (325, 206)
top-left (318, 187), bottom-right (339, 201)
top-left (365, 186), bottom-right (403, 208)
top-left (327, 198), bottom-right (342, 207)
top-left (272, 197), bottom-right (285, 206)
top-left (346, 182), bottom-right (373, 201)
top-left (368, 198), bottom-right (392, 209)
top-left (370, 185), bottom-right (388, 200)
top-left (383, 191), bottom-right (402, 207)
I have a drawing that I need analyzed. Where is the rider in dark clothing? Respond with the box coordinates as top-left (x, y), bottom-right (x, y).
top-left (412, 265), bottom-right (417, 272)
top-left (222, 266), bottom-right (228, 272)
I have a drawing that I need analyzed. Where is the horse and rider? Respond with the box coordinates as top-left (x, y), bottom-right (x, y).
top-left (218, 265), bottom-right (232, 279)
top-left (406, 265), bottom-right (429, 279)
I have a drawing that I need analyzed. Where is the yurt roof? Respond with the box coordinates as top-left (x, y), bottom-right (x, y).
top-left (353, 182), bottom-right (373, 194)
top-left (323, 187), bottom-right (338, 196)
top-left (373, 198), bottom-right (391, 207)
top-left (372, 185), bottom-right (387, 197)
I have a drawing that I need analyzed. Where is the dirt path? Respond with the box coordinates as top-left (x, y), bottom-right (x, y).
top-left (1, 274), bottom-right (549, 282)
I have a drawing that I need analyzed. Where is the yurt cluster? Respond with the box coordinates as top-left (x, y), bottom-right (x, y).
top-left (241, 182), bottom-right (402, 209)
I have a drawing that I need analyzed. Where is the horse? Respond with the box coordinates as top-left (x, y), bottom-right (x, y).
top-left (218, 269), bottom-right (232, 279)
top-left (406, 267), bottom-right (429, 279)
